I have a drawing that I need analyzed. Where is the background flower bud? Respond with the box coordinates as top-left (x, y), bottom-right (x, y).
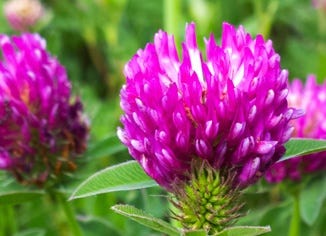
top-left (266, 75), bottom-right (326, 183)
top-left (4, 0), bottom-right (44, 31)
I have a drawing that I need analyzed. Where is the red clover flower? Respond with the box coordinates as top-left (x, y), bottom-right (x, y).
top-left (118, 22), bottom-right (301, 232)
top-left (0, 33), bottom-right (89, 187)
top-left (118, 22), bottom-right (300, 190)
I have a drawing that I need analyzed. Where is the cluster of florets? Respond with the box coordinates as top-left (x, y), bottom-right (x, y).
top-left (0, 33), bottom-right (88, 186)
top-left (118, 22), bottom-right (301, 191)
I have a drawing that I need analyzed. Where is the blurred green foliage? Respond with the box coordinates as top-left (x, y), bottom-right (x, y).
top-left (0, 0), bottom-right (325, 235)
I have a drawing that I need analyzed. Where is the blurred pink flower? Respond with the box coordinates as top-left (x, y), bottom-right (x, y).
top-left (266, 75), bottom-right (326, 183)
top-left (312, 0), bottom-right (326, 11)
top-left (4, 0), bottom-right (44, 31)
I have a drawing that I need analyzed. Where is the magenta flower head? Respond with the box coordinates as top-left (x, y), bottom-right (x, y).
top-left (0, 33), bottom-right (89, 187)
top-left (118, 22), bottom-right (301, 233)
top-left (4, 0), bottom-right (44, 32)
top-left (266, 75), bottom-right (326, 183)
top-left (119, 22), bottom-right (299, 190)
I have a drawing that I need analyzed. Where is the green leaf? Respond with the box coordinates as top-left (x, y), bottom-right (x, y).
top-left (85, 134), bottom-right (126, 160)
top-left (0, 191), bottom-right (44, 205)
top-left (215, 226), bottom-right (271, 236)
top-left (280, 138), bottom-right (326, 162)
top-left (299, 175), bottom-right (326, 226)
top-left (258, 201), bottom-right (292, 236)
top-left (69, 161), bottom-right (158, 200)
top-left (77, 215), bottom-right (123, 236)
top-left (111, 204), bottom-right (179, 236)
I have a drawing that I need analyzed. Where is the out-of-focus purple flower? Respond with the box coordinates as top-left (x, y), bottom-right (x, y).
top-left (4, 0), bottom-right (44, 32)
top-left (312, 0), bottom-right (326, 11)
top-left (0, 33), bottom-right (89, 186)
top-left (118, 22), bottom-right (300, 191)
top-left (266, 75), bottom-right (326, 183)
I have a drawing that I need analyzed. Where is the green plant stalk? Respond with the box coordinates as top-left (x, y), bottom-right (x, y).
top-left (0, 208), bottom-right (3, 236)
top-left (317, 9), bottom-right (326, 81)
top-left (253, 0), bottom-right (278, 38)
top-left (164, 0), bottom-right (181, 37)
top-left (56, 192), bottom-right (83, 236)
top-left (317, 8), bottom-right (326, 37)
top-left (141, 189), bottom-right (150, 212)
top-left (288, 194), bottom-right (300, 236)
top-left (0, 205), bottom-right (17, 236)
top-left (7, 205), bottom-right (16, 235)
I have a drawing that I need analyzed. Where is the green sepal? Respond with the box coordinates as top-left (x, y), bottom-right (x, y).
top-left (170, 161), bottom-right (243, 235)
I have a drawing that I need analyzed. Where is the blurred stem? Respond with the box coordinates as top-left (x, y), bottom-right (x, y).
top-left (270, 183), bottom-right (281, 203)
top-left (0, 205), bottom-right (17, 236)
top-left (288, 194), bottom-right (300, 236)
top-left (83, 26), bottom-right (111, 96)
top-left (164, 0), bottom-right (181, 37)
top-left (318, 9), bottom-right (326, 36)
top-left (0, 209), bottom-right (3, 236)
top-left (55, 191), bottom-right (83, 236)
top-left (317, 10), bottom-right (326, 80)
top-left (141, 189), bottom-right (150, 212)
top-left (253, 0), bottom-right (278, 38)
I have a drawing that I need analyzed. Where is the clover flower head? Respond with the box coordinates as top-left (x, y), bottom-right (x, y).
top-left (0, 33), bottom-right (89, 186)
top-left (118, 22), bottom-right (300, 191)
top-left (266, 75), bottom-right (326, 183)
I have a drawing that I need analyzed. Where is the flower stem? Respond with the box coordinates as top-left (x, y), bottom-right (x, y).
top-left (288, 194), bottom-right (300, 236)
top-left (0, 205), bottom-right (17, 236)
top-left (164, 0), bottom-right (181, 36)
top-left (55, 191), bottom-right (83, 236)
top-left (253, 0), bottom-right (278, 38)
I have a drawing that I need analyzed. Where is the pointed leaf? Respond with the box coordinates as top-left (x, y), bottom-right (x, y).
top-left (279, 138), bottom-right (326, 162)
top-left (69, 161), bottom-right (158, 200)
top-left (216, 226), bottom-right (271, 236)
top-left (111, 204), bottom-right (179, 236)
top-left (0, 191), bottom-right (44, 205)
top-left (299, 175), bottom-right (326, 225)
